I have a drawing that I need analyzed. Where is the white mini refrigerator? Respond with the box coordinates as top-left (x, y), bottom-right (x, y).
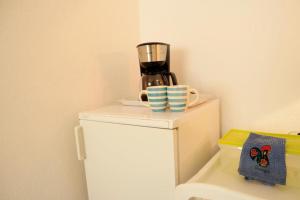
top-left (75, 99), bottom-right (220, 200)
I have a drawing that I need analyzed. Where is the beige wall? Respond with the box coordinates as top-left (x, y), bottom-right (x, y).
top-left (1, 0), bottom-right (300, 199)
top-left (0, 0), bottom-right (139, 199)
top-left (139, 0), bottom-right (300, 133)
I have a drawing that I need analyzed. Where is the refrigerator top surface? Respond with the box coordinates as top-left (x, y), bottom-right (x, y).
top-left (79, 99), bottom-right (217, 129)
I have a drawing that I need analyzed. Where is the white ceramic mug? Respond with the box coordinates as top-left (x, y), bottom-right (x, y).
top-left (139, 86), bottom-right (168, 112)
top-left (167, 85), bottom-right (199, 112)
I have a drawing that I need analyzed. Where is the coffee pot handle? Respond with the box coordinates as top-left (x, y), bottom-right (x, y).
top-left (169, 72), bottom-right (178, 85)
top-left (162, 72), bottom-right (178, 85)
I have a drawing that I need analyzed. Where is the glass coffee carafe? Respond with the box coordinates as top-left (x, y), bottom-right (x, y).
top-left (141, 72), bottom-right (177, 89)
top-left (140, 71), bottom-right (177, 101)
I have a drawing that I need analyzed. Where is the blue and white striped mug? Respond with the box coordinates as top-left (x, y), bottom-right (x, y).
top-left (167, 85), bottom-right (199, 112)
top-left (139, 86), bottom-right (168, 112)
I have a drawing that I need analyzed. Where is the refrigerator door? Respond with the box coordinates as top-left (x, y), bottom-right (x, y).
top-left (80, 120), bottom-right (178, 200)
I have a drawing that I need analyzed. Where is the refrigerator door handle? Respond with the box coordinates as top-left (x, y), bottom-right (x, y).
top-left (74, 125), bottom-right (86, 160)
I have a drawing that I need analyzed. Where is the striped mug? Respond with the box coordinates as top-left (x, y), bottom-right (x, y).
top-left (167, 85), bottom-right (199, 112)
top-left (139, 86), bottom-right (168, 112)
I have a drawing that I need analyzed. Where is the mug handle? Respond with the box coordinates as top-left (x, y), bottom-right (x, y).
top-left (188, 88), bottom-right (199, 107)
top-left (138, 90), bottom-right (150, 107)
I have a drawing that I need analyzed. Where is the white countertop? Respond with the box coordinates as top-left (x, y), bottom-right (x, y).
top-left (176, 148), bottom-right (300, 200)
top-left (79, 99), bottom-right (218, 129)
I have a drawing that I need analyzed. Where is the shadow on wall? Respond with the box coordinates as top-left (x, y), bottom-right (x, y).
top-left (250, 99), bottom-right (300, 133)
top-left (172, 48), bottom-right (187, 85)
top-left (97, 51), bottom-right (135, 104)
top-left (172, 47), bottom-right (207, 93)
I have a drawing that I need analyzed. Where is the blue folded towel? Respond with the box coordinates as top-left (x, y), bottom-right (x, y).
top-left (238, 133), bottom-right (286, 185)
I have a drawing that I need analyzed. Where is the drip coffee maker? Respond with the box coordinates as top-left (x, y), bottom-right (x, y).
top-left (137, 42), bottom-right (178, 100)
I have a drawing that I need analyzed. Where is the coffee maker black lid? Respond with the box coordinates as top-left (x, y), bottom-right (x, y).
top-left (136, 42), bottom-right (169, 47)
